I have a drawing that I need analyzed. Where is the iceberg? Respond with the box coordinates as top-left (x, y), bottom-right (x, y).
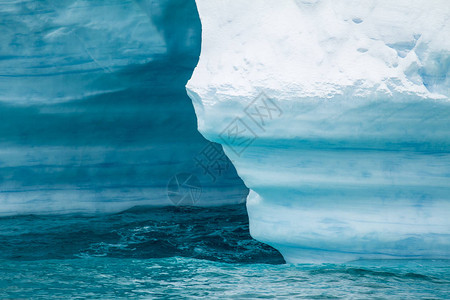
top-left (0, 0), bottom-right (247, 215)
top-left (187, 0), bottom-right (450, 262)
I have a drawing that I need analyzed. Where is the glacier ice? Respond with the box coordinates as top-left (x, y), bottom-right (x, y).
top-left (0, 0), bottom-right (248, 215)
top-left (187, 0), bottom-right (450, 262)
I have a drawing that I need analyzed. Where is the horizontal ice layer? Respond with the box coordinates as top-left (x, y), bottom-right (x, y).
top-left (0, 0), bottom-right (248, 215)
top-left (187, 0), bottom-right (450, 262)
top-left (0, 0), bottom-right (202, 104)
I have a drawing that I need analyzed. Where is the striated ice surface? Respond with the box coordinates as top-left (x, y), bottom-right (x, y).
top-left (0, 0), bottom-right (248, 215)
top-left (187, 0), bottom-right (450, 262)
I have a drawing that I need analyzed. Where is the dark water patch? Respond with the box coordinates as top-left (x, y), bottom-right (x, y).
top-left (0, 204), bottom-right (284, 264)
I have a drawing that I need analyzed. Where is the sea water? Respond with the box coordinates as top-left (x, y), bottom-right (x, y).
top-left (0, 204), bottom-right (448, 299)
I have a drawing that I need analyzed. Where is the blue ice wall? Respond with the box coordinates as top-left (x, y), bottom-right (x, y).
top-left (0, 0), bottom-right (248, 215)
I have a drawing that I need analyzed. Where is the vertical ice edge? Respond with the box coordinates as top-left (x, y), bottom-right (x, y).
top-left (186, 0), bottom-right (450, 263)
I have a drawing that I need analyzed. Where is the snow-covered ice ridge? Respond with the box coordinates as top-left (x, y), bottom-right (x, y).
top-left (187, 0), bottom-right (450, 263)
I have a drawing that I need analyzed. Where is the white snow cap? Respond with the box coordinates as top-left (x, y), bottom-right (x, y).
top-left (189, 0), bottom-right (449, 99)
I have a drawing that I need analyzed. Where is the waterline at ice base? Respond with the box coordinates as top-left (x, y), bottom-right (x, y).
top-left (186, 0), bottom-right (450, 263)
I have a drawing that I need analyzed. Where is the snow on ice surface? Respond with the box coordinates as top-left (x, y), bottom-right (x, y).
top-left (0, 0), bottom-right (248, 215)
top-left (187, 0), bottom-right (450, 262)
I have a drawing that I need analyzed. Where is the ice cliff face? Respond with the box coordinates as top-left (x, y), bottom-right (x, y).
top-left (187, 0), bottom-right (450, 262)
top-left (0, 0), bottom-right (248, 215)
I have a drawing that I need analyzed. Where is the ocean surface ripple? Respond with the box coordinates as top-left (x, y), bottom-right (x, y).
top-left (0, 204), bottom-right (449, 299)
